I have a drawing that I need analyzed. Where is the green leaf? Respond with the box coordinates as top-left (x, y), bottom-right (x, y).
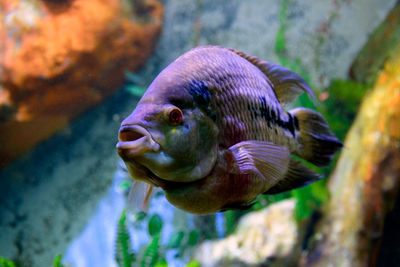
top-left (115, 210), bottom-right (135, 267)
top-left (223, 210), bottom-right (251, 235)
top-left (185, 261), bottom-right (200, 267)
top-left (141, 236), bottom-right (160, 267)
top-left (118, 180), bottom-right (132, 192)
top-left (167, 231), bottom-right (185, 249)
top-left (274, 0), bottom-right (291, 55)
top-left (155, 258), bottom-right (168, 267)
top-left (291, 178), bottom-right (329, 222)
top-left (148, 214), bottom-right (163, 237)
top-left (310, 179), bottom-right (329, 204)
top-left (292, 186), bottom-right (313, 221)
top-left (53, 254), bottom-right (64, 267)
top-left (321, 79), bottom-right (368, 141)
top-left (224, 210), bottom-right (238, 235)
top-left (0, 258), bottom-right (16, 267)
top-left (134, 211), bottom-right (147, 222)
top-left (187, 230), bottom-right (199, 246)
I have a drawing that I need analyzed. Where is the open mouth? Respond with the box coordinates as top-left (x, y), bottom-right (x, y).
top-left (117, 125), bottom-right (160, 156)
top-left (117, 124), bottom-right (169, 188)
top-left (117, 124), bottom-right (203, 191)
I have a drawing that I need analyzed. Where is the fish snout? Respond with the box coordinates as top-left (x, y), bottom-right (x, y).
top-left (116, 125), bottom-right (160, 159)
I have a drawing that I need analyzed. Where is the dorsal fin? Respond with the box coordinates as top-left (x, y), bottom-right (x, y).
top-left (227, 47), bottom-right (316, 105)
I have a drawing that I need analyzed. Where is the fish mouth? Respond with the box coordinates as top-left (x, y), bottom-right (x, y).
top-left (117, 124), bottom-right (197, 190)
top-left (117, 125), bottom-right (160, 158)
top-left (117, 124), bottom-right (162, 186)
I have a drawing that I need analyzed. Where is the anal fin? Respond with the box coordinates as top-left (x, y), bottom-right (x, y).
top-left (264, 158), bottom-right (322, 194)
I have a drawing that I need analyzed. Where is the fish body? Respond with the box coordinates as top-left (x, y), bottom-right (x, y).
top-left (117, 46), bottom-right (342, 214)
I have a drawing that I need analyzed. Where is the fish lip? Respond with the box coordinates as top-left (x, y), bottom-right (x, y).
top-left (116, 125), bottom-right (160, 157)
top-left (118, 125), bottom-right (203, 190)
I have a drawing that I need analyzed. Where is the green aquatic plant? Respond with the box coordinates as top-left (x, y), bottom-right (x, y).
top-left (115, 210), bottom-right (135, 267)
top-left (291, 179), bottom-right (329, 221)
top-left (185, 261), bottom-right (201, 267)
top-left (166, 231), bottom-right (185, 249)
top-left (148, 214), bottom-right (163, 237)
top-left (141, 235), bottom-right (161, 267)
top-left (0, 255), bottom-right (65, 267)
top-left (187, 230), bottom-right (199, 247)
top-left (0, 258), bottom-right (16, 267)
top-left (321, 79), bottom-right (368, 141)
top-left (52, 254), bottom-right (65, 267)
top-left (154, 258), bottom-right (168, 267)
top-left (275, 0), bottom-right (290, 55)
top-left (224, 210), bottom-right (240, 235)
top-left (114, 210), bottom-right (166, 267)
top-left (141, 214), bottom-right (163, 267)
top-left (115, 182), bottom-right (207, 266)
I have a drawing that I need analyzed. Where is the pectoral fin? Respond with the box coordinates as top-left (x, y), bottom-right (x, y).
top-left (228, 140), bottom-right (291, 188)
top-left (128, 181), bottom-right (154, 213)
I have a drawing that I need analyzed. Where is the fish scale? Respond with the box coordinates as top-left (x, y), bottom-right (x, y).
top-left (191, 48), bottom-right (309, 155)
top-left (189, 47), bottom-right (299, 152)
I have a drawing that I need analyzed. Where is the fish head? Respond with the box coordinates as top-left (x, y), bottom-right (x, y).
top-left (117, 66), bottom-right (219, 190)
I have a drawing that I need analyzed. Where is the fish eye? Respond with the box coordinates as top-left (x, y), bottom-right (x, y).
top-left (168, 108), bottom-right (183, 125)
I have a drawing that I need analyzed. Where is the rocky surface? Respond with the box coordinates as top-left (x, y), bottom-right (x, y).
top-left (302, 24), bottom-right (400, 267)
top-left (350, 1), bottom-right (400, 85)
top-left (0, 0), bottom-right (163, 168)
top-left (194, 200), bottom-right (298, 267)
top-left (139, 0), bottom-right (396, 88)
top-left (0, 90), bottom-right (141, 266)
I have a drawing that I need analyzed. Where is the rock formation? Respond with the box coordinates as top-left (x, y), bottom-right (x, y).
top-left (0, 0), bottom-right (163, 168)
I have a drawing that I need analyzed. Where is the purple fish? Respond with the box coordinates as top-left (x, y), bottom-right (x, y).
top-left (117, 46), bottom-right (342, 214)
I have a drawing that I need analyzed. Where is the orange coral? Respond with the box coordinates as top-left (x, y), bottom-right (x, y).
top-left (0, 0), bottom-right (163, 168)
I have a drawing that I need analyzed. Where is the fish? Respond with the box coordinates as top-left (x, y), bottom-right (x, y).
top-left (116, 46), bottom-right (342, 214)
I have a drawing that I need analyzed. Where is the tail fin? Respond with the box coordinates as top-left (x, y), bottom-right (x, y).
top-left (290, 107), bottom-right (342, 167)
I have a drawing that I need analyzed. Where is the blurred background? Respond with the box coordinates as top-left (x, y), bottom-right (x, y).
top-left (1, 0), bottom-right (400, 266)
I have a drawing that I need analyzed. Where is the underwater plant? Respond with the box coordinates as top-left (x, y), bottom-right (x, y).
top-left (0, 255), bottom-right (65, 267)
top-left (0, 258), bottom-right (16, 267)
top-left (114, 207), bottom-right (203, 267)
top-left (115, 210), bottom-right (135, 267)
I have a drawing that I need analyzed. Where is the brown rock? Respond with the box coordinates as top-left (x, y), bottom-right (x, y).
top-left (0, 0), bottom-right (163, 168)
